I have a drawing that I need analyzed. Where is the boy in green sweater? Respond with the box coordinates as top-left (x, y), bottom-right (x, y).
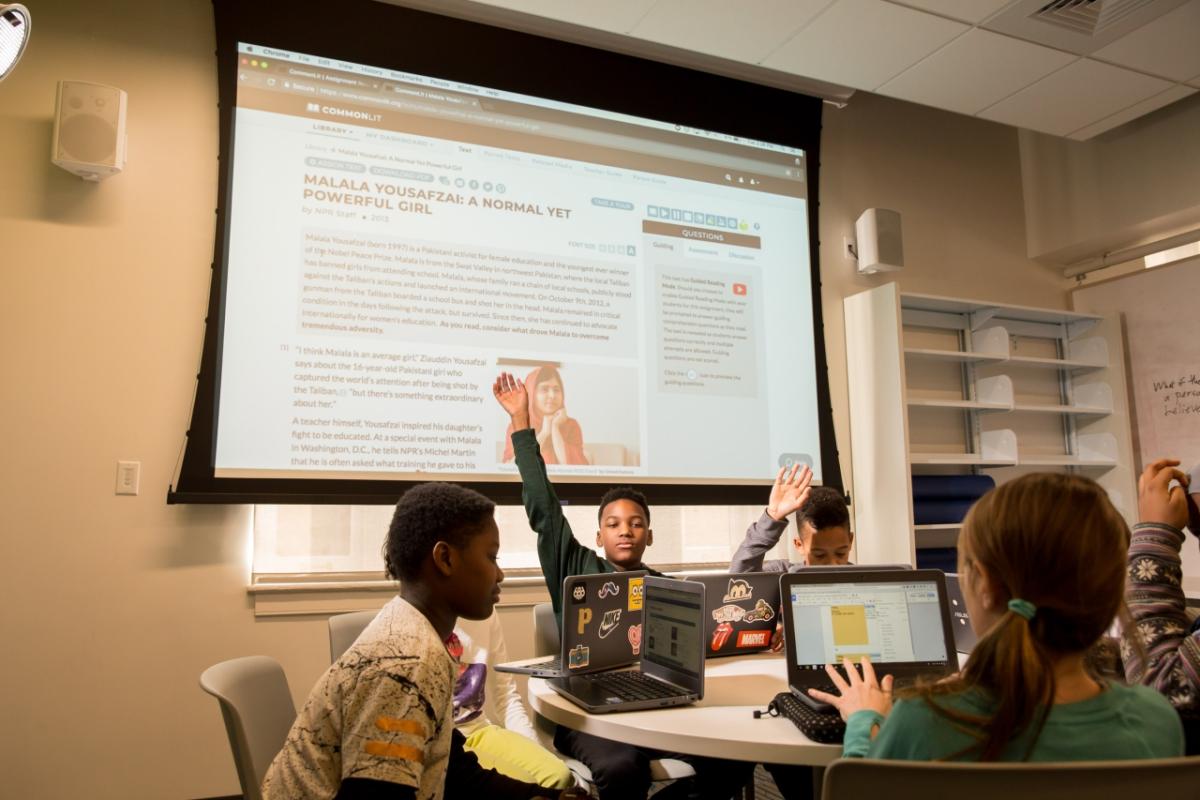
top-left (493, 372), bottom-right (754, 800)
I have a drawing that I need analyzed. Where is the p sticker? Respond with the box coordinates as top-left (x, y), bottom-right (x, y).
top-left (628, 578), bottom-right (644, 611)
top-left (577, 607), bottom-right (592, 634)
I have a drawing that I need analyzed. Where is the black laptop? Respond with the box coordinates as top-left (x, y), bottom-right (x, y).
top-left (548, 576), bottom-right (705, 713)
top-left (686, 572), bottom-right (781, 657)
top-left (496, 571), bottom-right (646, 677)
top-left (780, 568), bottom-right (957, 711)
top-left (944, 573), bottom-right (978, 654)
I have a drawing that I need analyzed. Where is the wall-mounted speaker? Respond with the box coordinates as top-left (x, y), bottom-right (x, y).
top-left (51, 80), bottom-right (127, 181)
top-left (854, 208), bottom-right (904, 275)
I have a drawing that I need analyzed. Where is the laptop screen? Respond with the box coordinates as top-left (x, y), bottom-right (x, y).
top-left (787, 579), bottom-right (948, 670)
top-left (643, 584), bottom-right (703, 678)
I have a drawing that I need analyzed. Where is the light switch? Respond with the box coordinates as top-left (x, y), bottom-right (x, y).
top-left (116, 460), bottom-right (140, 496)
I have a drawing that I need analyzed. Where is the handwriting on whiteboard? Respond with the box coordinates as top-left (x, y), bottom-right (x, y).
top-left (1152, 372), bottom-right (1200, 418)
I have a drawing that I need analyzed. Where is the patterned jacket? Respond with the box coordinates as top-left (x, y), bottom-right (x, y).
top-left (1123, 521), bottom-right (1200, 711)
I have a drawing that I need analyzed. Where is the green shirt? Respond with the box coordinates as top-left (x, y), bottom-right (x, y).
top-left (843, 682), bottom-right (1184, 761)
top-left (511, 428), bottom-right (661, 625)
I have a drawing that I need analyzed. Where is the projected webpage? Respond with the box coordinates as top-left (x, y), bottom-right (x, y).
top-left (215, 43), bottom-right (820, 484)
top-left (789, 582), bottom-right (947, 669)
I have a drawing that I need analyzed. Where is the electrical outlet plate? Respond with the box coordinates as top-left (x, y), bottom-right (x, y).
top-left (116, 460), bottom-right (140, 496)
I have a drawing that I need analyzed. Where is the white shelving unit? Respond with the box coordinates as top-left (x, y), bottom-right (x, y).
top-left (844, 283), bottom-right (1138, 566)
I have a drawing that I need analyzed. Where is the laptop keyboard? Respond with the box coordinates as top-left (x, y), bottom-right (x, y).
top-left (540, 656), bottom-right (563, 672)
top-left (589, 671), bottom-right (683, 701)
top-left (771, 691), bottom-right (846, 744)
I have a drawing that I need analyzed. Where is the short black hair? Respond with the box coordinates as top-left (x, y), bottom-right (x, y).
top-left (597, 486), bottom-right (650, 525)
top-left (384, 482), bottom-right (496, 581)
top-left (797, 487), bottom-right (849, 534)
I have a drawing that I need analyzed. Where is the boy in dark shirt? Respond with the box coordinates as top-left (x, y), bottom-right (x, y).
top-left (494, 372), bottom-right (755, 800)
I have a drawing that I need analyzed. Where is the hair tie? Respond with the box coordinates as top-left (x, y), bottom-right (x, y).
top-left (1008, 598), bottom-right (1037, 620)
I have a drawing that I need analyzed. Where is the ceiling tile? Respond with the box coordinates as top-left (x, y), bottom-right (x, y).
top-left (1092, 0), bottom-right (1200, 82)
top-left (884, 0), bottom-right (1016, 24)
top-left (763, 0), bottom-right (968, 90)
top-left (628, 0), bottom-right (833, 64)
top-left (877, 29), bottom-right (1076, 115)
top-left (978, 59), bottom-right (1175, 136)
top-left (472, 0), bottom-right (659, 33)
top-left (1067, 84), bottom-right (1198, 140)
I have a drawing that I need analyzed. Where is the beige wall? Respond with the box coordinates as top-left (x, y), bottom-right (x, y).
top-left (0, 2), bottom-right (1068, 798)
top-left (1020, 93), bottom-right (1200, 264)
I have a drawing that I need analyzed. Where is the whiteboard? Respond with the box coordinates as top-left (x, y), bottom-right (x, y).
top-left (1074, 257), bottom-right (1200, 589)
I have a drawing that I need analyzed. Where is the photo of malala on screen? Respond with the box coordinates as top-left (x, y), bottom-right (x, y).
top-left (498, 361), bottom-right (642, 468)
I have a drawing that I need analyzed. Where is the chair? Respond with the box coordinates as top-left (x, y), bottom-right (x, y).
top-left (328, 609), bottom-right (378, 662)
top-left (530, 602), bottom-right (699, 788)
top-left (199, 656), bottom-right (297, 800)
top-left (820, 756), bottom-right (1200, 800)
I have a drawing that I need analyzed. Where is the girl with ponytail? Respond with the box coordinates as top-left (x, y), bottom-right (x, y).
top-left (811, 473), bottom-right (1183, 761)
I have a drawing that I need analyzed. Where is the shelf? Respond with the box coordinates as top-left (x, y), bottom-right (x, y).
top-left (910, 453), bottom-right (1017, 466)
top-left (1010, 403), bottom-right (1111, 416)
top-left (1006, 355), bottom-right (1105, 372)
top-left (1018, 456), bottom-right (1116, 469)
top-left (907, 398), bottom-right (1010, 411)
top-left (904, 347), bottom-right (1005, 364)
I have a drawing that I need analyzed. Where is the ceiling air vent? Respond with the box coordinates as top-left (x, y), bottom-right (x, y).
top-left (983, 0), bottom-right (1187, 54)
top-left (1032, 0), bottom-right (1158, 36)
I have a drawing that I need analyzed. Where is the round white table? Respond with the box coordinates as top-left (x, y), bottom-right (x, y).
top-left (528, 652), bottom-right (841, 766)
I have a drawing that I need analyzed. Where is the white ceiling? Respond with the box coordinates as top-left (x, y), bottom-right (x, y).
top-left (415, 0), bottom-right (1200, 140)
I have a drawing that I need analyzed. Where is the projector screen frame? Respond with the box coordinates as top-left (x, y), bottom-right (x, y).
top-left (170, 0), bottom-right (840, 505)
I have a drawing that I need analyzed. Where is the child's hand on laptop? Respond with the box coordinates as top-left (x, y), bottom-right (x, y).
top-left (770, 620), bottom-right (784, 652)
top-left (808, 656), bottom-right (893, 723)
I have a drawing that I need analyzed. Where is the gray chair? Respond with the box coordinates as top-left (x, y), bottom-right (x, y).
top-left (199, 656), bottom-right (297, 800)
top-left (820, 756), bottom-right (1200, 800)
top-left (328, 609), bottom-right (378, 662)
top-left (530, 602), bottom-right (699, 786)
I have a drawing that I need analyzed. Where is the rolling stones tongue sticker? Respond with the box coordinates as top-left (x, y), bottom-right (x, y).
top-left (711, 621), bottom-right (734, 651)
top-left (628, 623), bottom-right (642, 655)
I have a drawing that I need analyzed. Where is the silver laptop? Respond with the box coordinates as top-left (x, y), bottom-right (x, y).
top-left (548, 576), bottom-right (705, 713)
top-left (496, 571), bottom-right (646, 677)
top-left (944, 573), bottom-right (978, 654)
top-left (779, 568), bottom-right (957, 712)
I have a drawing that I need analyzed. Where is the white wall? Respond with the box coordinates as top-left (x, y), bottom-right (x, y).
top-left (0, 2), bottom-right (1070, 797)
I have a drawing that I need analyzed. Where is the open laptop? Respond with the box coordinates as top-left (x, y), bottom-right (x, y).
top-left (685, 572), bottom-right (781, 657)
top-left (496, 571), bottom-right (646, 677)
top-left (944, 573), bottom-right (978, 654)
top-left (548, 576), bottom-right (705, 713)
top-left (779, 568), bottom-right (957, 712)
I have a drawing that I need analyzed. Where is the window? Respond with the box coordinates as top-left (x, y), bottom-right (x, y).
top-left (252, 503), bottom-right (793, 578)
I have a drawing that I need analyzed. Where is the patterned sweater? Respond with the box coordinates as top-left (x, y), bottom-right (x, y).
top-left (1123, 521), bottom-right (1200, 711)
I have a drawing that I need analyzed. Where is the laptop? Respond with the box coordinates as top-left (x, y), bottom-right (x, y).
top-left (548, 576), bottom-right (705, 713)
top-left (685, 572), bottom-right (781, 657)
top-left (779, 568), bottom-right (957, 712)
top-left (496, 571), bottom-right (646, 677)
top-left (944, 573), bottom-right (978, 654)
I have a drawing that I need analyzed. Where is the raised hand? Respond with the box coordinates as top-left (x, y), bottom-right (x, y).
top-left (492, 372), bottom-right (530, 430)
top-left (766, 462), bottom-right (814, 521)
top-left (1138, 458), bottom-right (1190, 530)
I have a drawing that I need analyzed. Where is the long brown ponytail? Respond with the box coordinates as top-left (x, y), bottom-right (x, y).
top-left (909, 473), bottom-right (1131, 760)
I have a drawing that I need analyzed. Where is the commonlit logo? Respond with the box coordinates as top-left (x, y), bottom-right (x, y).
top-left (306, 102), bottom-right (320, 112)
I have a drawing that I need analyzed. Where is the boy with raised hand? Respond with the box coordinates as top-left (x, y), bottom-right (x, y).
top-left (262, 482), bottom-right (586, 800)
top-left (493, 372), bottom-right (755, 800)
top-left (731, 464), bottom-right (848, 574)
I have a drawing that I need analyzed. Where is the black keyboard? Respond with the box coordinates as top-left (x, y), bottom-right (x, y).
top-left (589, 671), bottom-right (683, 701)
top-left (540, 656), bottom-right (563, 672)
top-left (771, 691), bottom-right (846, 744)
